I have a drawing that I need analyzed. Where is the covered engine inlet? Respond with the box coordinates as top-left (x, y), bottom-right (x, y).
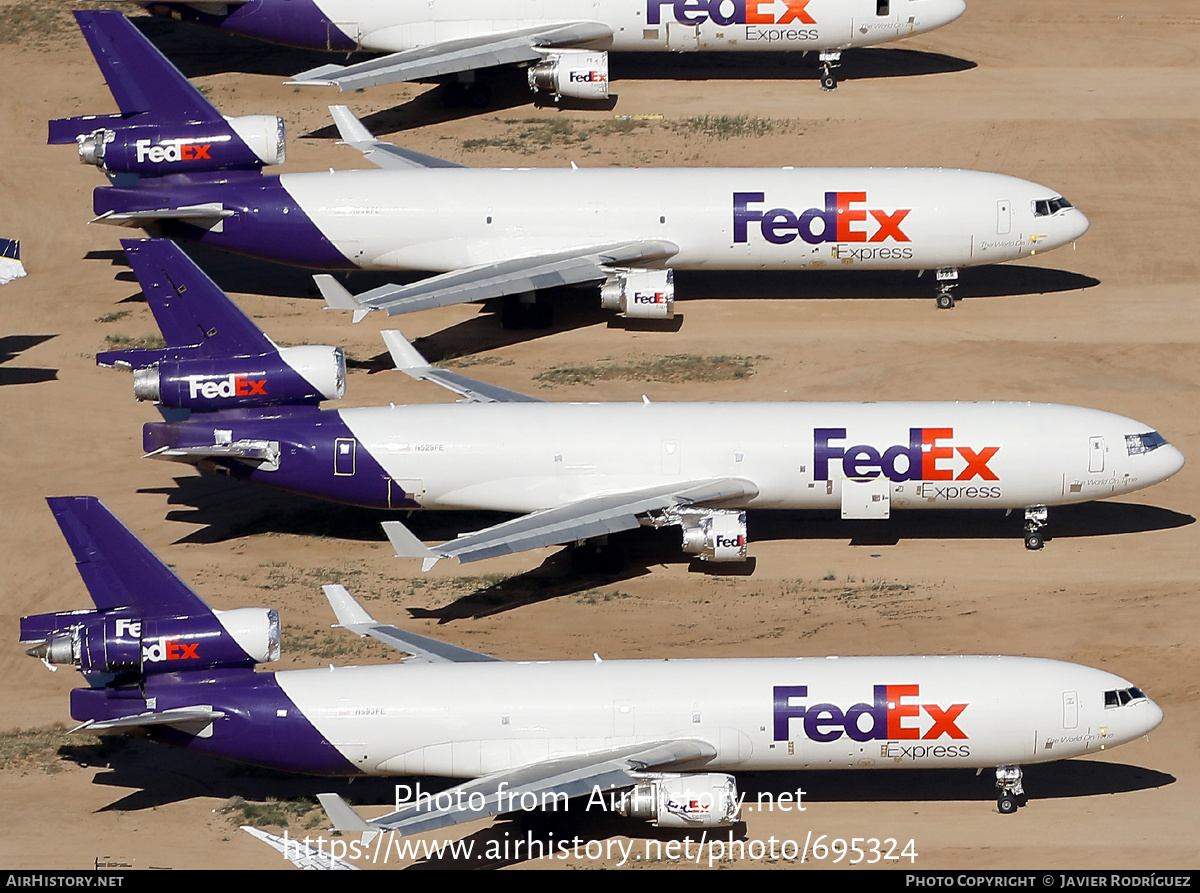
top-left (600, 269), bottom-right (675, 319)
top-left (527, 49), bottom-right (610, 101)
top-left (680, 509), bottom-right (748, 561)
top-left (616, 773), bottom-right (742, 829)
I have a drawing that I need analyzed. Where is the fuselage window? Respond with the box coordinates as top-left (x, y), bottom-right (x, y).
top-left (877, 0), bottom-right (891, 14)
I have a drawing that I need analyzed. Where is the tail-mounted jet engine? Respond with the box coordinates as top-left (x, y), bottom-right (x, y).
top-left (527, 49), bottom-right (610, 101)
top-left (616, 773), bottom-right (742, 829)
top-left (22, 606), bottom-right (280, 683)
top-left (118, 345), bottom-right (347, 412)
top-left (50, 114), bottom-right (286, 176)
top-left (600, 269), bottom-right (675, 320)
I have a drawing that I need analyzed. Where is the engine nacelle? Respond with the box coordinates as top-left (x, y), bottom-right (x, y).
top-left (680, 509), bottom-right (749, 562)
top-left (22, 607), bottom-right (280, 680)
top-left (616, 773), bottom-right (741, 829)
top-left (600, 269), bottom-right (675, 319)
top-left (55, 115), bottom-right (285, 176)
top-left (527, 49), bottom-right (610, 101)
top-left (129, 346), bottom-right (345, 411)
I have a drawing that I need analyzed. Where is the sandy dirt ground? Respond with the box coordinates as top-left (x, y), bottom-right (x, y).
top-left (0, 0), bottom-right (1197, 871)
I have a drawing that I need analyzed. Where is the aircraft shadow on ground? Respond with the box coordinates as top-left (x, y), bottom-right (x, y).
top-left (57, 735), bottom-right (1170, 869)
top-left (142, 474), bottom-right (1195, 612)
top-left (0, 334), bottom-right (58, 385)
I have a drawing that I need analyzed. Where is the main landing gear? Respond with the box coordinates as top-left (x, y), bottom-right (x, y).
top-left (501, 293), bottom-right (553, 329)
top-left (819, 50), bottom-right (841, 91)
top-left (1023, 506), bottom-right (1048, 551)
top-left (441, 79), bottom-right (491, 109)
top-left (995, 766), bottom-right (1027, 814)
top-left (570, 537), bottom-right (626, 575)
top-left (935, 267), bottom-right (959, 309)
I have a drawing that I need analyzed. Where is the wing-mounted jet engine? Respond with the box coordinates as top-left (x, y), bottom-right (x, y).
top-left (48, 12), bottom-right (285, 178)
top-left (97, 240), bottom-right (345, 414)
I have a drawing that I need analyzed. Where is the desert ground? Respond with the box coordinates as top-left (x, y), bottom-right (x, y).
top-left (0, 0), bottom-right (1197, 870)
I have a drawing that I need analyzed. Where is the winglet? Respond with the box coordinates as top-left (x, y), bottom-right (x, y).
top-left (317, 794), bottom-right (379, 848)
top-left (329, 105), bottom-right (376, 150)
top-left (314, 274), bottom-right (371, 323)
top-left (322, 584), bottom-right (379, 636)
top-left (380, 330), bottom-right (429, 374)
top-left (382, 521), bottom-right (442, 572)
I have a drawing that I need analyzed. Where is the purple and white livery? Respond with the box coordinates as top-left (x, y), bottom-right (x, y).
top-left (106, 239), bottom-right (1182, 563)
top-left (58, 11), bottom-right (1084, 324)
top-left (22, 496), bottom-right (1163, 833)
top-left (124, 0), bottom-right (967, 101)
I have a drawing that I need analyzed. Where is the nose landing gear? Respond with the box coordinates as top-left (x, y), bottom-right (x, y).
top-left (1024, 506), bottom-right (1048, 550)
top-left (819, 50), bottom-right (841, 91)
top-left (996, 765), bottom-right (1026, 814)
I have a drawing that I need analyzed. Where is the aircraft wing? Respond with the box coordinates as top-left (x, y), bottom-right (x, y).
top-left (320, 737), bottom-right (716, 840)
top-left (329, 105), bottom-right (464, 171)
top-left (241, 827), bottom-right (360, 871)
top-left (288, 22), bottom-right (612, 92)
top-left (380, 330), bottom-right (542, 404)
top-left (315, 239), bottom-right (679, 318)
top-left (384, 477), bottom-right (758, 570)
top-left (323, 584), bottom-right (501, 663)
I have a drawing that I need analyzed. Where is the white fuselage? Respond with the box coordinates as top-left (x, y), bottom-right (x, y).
top-left (335, 401), bottom-right (1182, 514)
top-left (318, 0), bottom-right (968, 55)
top-left (283, 167), bottom-right (1088, 273)
top-left (274, 655), bottom-right (1160, 777)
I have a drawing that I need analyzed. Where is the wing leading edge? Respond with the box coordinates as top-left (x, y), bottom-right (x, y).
top-left (289, 22), bottom-right (612, 92)
top-left (319, 737), bottom-right (717, 841)
top-left (384, 478), bottom-right (759, 571)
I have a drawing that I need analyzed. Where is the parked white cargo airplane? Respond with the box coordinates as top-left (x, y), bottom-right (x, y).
top-left (107, 241), bottom-right (1183, 566)
top-left (23, 497), bottom-right (1164, 842)
top-left (129, 0), bottom-right (968, 102)
top-left (59, 11), bottom-right (1083, 327)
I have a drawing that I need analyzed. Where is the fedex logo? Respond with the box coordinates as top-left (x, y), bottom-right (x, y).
top-left (734, 192), bottom-right (911, 245)
top-left (142, 637), bottom-right (200, 663)
top-left (814, 428), bottom-right (999, 482)
top-left (187, 373), bottom-right (267, 401)
top-left (715, 534), bottom-right (745, 549)
top-left (569, 70), bottom-right (607, 84)
top-left (773, 684), bottom-right (968, 743)
top-left (114, 619), bottom-right (141, 638)
top-left (135, 139), bottom-right (213, 164)
top-left (648, 0), bottom-right (815, 26)
top-left (633, 290), bottom-right (669, 305)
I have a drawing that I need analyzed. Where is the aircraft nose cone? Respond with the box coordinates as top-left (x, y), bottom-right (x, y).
top-left (945, 0), bottom-right (968, 25)
top-left (1067, 208), bottom-right (1090, 242)
top-left (1141, 698), bottom-right (1165, 736)
top-left (1157, 444), bottom-right (1186, 481)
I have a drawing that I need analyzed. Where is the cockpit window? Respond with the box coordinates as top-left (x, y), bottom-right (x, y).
top-left (1105, 687), bottom-right (1147, 708)
top-left (1126, 431), bottom-right (1168, 455)
top-left (1033, 197), bottom-right (1075, 217)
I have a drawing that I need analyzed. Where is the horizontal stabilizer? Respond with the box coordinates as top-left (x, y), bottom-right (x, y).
top-left (329, 106), bottom-right (463, 170)
top-left (92, 204), bottom-right (232, 228)
top-left (323, 584), bottom-right (500, 663)
top-left (381, 330), bottom-right (540, 403)
top-left (145, 441), bottom-right (280, 465)
top-left (289, 22), bottom-right (611, 92)
top-left (73, 705), bottom-right (225, 731)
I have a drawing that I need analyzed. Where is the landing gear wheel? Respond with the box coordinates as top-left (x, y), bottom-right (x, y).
top-left (1024, 532), bottom-right (1044, 551)
top-left (441, 82), bottom-right (468, 108)
top-left (998, 794), bottom-right (1018, 815)
top-left (936, 293), bottom-right (955, 310)
top-left (820, 73), bottom-right (837, 91)
top-left (467, 83), bottom-right (491, 108)
top-left (526, 301), bottom-right (553, 329)
top-left (500, 296), bottom-right (527, 329)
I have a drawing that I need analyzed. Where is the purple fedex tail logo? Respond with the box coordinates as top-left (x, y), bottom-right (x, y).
top-left (815, 428), bottom-right (1000, 482)
top-left (773, 685), bottom-right (968, 743)
top-left (734, 192), bottom-right (911, 245)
